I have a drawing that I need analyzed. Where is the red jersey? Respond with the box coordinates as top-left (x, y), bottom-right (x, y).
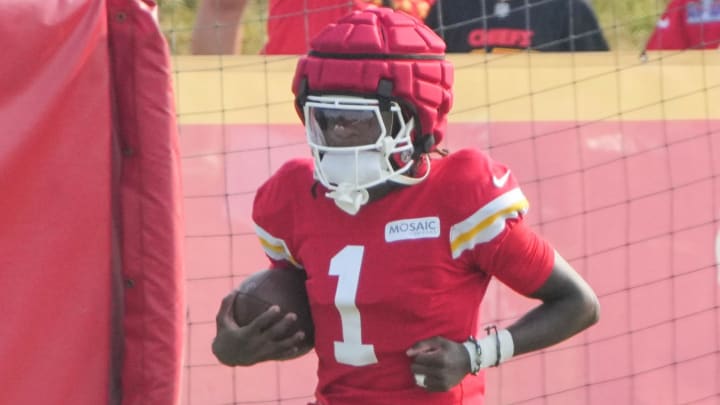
top-left (252, 148), bottom-right (554, 405)
top-left (263, 0), bottom-right (436, 54)
top-left (645, 0), bottom-right (720, 50)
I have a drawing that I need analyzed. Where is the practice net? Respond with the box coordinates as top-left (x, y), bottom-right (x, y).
top-left (159, 1), bottom-right (720, 404)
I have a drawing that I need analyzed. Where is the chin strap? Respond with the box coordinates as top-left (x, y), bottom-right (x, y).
top-left (325, 155), bottom-right (432, 215)
top-left (390, 155), bottom-right (431, 186)
top-left (326, 184), bottom-right (370, 215)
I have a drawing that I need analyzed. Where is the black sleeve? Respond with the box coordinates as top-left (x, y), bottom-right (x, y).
top-left (569, 0), bottom-right (610, 51)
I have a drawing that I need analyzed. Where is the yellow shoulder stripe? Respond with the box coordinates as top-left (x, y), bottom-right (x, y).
top-left (255, 224), bottom-right (302, 268)
top-left (450, 188), bottom-right (529, 259)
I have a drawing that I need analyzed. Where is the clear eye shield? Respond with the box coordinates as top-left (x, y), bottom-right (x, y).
top-left (304, 96), bottom-right (398, 150)
top-left (312, 108), bottom-right (377, 127)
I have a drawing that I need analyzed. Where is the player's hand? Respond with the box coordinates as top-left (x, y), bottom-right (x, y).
top-left (406, 336), bottom-right (472, 392)
top-left (211, 290), bottom-right (306, 366)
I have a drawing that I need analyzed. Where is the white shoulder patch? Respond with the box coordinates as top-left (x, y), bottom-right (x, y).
top-left (385, 217), bottom-right (441, 242)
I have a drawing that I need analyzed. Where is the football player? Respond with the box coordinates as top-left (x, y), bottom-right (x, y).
top-left (212, 7), bottom-right (600, 405)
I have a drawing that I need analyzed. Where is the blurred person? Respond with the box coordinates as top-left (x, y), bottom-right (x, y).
top-left (211, 7), bottom-right (599, 405)
top-left (191, 0), bottom-right (251, 54)
top-left (191, 0), bottom-right (436, 54)
top-left (645, 0), bottom-right (720, 50)
top-left (425, 0), bottom-right (609, 52)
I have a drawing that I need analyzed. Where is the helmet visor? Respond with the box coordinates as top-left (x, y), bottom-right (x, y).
top-left (307, 105), bottom-right (384, 148)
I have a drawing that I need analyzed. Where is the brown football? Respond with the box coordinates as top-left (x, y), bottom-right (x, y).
top-left (233, 267), bottom-right (314, 351)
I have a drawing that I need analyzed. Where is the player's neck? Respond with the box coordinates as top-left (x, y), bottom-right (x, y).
top-left (367, 182), bottom-right (404, 202)
top-left (366, 158), bottom-right (429, 202)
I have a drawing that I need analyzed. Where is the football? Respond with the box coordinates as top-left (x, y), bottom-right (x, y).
top-left (233, 267), bottom-right (315, 351)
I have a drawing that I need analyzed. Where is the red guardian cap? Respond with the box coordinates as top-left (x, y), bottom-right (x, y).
top-left (292, 7), bottom-right (454, 153)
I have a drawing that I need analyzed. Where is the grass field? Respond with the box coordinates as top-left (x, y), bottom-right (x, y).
top-left (158, 0), bottom-right (671, 54)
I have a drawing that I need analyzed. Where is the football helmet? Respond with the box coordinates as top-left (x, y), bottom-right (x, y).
top-left (292, 7), bottom-right (454, 214)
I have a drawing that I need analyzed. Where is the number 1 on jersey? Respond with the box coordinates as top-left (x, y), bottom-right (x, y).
top-left (329, 245), bottom-right (378, 366)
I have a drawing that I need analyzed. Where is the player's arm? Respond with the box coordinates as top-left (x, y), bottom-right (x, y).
top-left (407, 220), bottom-right (599, 391)
top-left (507, 249), bottom-right (599, 356)
top-left (191, 0), bottom-right (250, 54)
top-left (406, 150), bottom-right (593, 391)
top-left (211, 283), bottom-right (307, 367)
top-left (468, 219), bottom-right (599, 369)
top-left (213, 160), bottom-right (313, 366)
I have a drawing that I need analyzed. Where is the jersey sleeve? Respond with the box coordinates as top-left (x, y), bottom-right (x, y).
top-left (447, 149), bottom-right (553, 295)
top-left (252, 159), bottom-right (309, 269)
top-left (482, 219), bottom-right (554, 295)
top-left (645, 0), bottom-right (690, 50)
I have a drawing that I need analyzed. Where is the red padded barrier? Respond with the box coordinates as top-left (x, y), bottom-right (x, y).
top-left (0, 1), bottom-right (183, 404)
top-left (0, 1), bottom-right (113, 404)
top-left (108, 0), bottom-right (184, 404)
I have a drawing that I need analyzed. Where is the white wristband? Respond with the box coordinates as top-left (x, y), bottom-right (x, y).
top-left (464, 328), bottom-right (515, 374)
top-left (462, 340), bottom-right (480, 374)
top-left (477, 328), bottom-right (514, 369)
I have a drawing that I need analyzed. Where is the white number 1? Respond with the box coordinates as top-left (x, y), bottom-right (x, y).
top-left (328, 245), bottom-right (378, 366)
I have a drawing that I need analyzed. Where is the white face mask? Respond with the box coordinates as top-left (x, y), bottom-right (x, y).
top-left (317, 151), bottom-right (387, 215)
top-left (304, 96), bottom-right (429, 215)
top-left (318, 150), bottom-right (387, 187)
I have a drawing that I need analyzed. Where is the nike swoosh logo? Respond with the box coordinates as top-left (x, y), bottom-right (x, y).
top-left (492, 170), bottom-right (511, 188)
